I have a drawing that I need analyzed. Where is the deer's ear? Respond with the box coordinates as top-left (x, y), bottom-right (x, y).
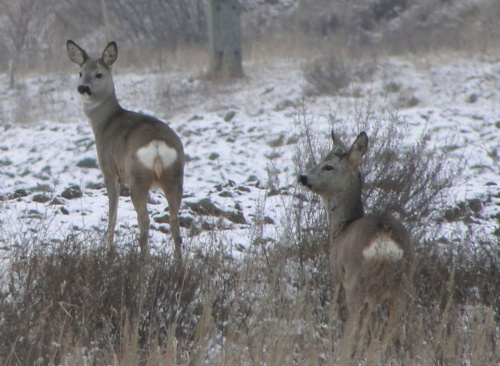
top-left (102, 42), bottom-right (118, 67)
top-left (67, 40), bottom-right (88, 67)
top-left (348, 132), bottom-right (368, 166)
top-left (330, 128), bottom-right (347, 154)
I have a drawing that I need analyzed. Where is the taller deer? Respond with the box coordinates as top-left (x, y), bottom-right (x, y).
top-left (299, 131), bottom-right (413, 356)
top-left (67, 40), bottom-right (185, 259)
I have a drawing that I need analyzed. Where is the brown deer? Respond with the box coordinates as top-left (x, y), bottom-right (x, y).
top-left (67, 40), bottom-right (185, 259)
top-left (299, 131), bottom-right (413, 358)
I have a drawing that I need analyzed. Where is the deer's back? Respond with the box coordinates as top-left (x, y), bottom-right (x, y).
top-left (96, 109), bottom-right (184, 179)
top-left (332, 214), bottom-right (413, 306)
top-left (104, 109), bottom-right (183, 149)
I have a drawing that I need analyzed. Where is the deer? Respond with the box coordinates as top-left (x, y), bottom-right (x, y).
top-left (67, 40), bottom-right (185, 260)
top-left (299, 130), bottom-right (413, 359)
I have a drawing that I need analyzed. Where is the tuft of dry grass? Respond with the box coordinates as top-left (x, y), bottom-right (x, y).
top-left (1, 213), bottom-right (499, 364)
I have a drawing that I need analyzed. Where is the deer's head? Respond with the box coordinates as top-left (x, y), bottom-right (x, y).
top-left (299, 131), bottom-right (368, 198)
top-left (67, 40), bottom-right (118, 105)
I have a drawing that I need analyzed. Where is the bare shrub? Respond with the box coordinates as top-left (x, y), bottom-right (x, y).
top-left (303, 54), bottom-right (352, 96)
top-left (0, 231), bottom-right (204, 365)
top-left (290, 101), bottom-right (500, 363)
top-left (303, 53), bottom-right (377, 96)
top-left (293, 101), bottom-right (460, 242)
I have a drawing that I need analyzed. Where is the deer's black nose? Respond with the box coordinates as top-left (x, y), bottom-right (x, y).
top-left (299, 175), bottom-right (308, 186)
top-left (78, 85), bottom-right (91, 96)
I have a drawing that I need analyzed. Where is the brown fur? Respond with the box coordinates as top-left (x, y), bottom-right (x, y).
top-left (67, 40), bottom-right (185, 260)
top-left (299, 131), bottom-right (414, 360)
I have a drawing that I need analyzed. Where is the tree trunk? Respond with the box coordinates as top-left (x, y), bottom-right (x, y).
top-left (207, 0), bottom-right (243, 79)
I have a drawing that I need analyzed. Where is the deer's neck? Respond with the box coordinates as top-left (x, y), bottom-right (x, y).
top-left (83, 93), bottom-right (122, 136)
top-left (323, 189), bottom-right (364, 239)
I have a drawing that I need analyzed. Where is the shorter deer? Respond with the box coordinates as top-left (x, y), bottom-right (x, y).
top-left (299, 131), bottom-right (413, 353)
top-left (67, 40), bottom-right (185, 259)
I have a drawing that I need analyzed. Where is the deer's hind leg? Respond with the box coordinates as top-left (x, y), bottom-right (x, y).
top-left (161, 176), bottom-right (183, 262)
top-left (129, 173), bottom-right (154, 255)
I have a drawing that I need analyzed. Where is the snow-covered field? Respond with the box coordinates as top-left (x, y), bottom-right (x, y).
top-left (0, 53), bottom-right (499, 259)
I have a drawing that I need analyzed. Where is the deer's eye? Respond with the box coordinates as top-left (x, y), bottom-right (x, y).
top-left (322, 165), bottom-right (335, 171)
top-left (96, 73), bottom-right (103, 79)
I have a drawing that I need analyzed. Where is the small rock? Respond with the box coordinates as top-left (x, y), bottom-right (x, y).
top-left (286, 135), bottom-right (299, 145)
top-left (406, 95), bottom-right (420, 108)
top-left (50, 197), bottom-right (65, 205)
top-left (246, 175), bottom-right (258, 182)
top-left (23, 209), bottom-right (43, 219)
top-left (185, 198), bottom-right (247, 224)
top-left (60, 207), bottom-right (69, 215)
top-left (76, 157), bottom-right (98, 169)
top-left (261, 87), bottom-right (274, 95)
top-left (61, 186), bottom-right (82, 200)
top-left (154, 214), bottom-right (170, 224)
top-left (202, 221), bottom-right (216, 231)
top-left (179, 216), bottom-right (194, 228)
top-left (0, 158), bottom-right (12, 167)
top-left (466, 93), bottom-right (478, 103)
top-left (224, 111), bottom-right (236, 122)
top-left (35, 183), bottom-right (52, 193)
top-left (225, 209), bottom-right (246, 225)
top-left (86, 182), bottom-right (105, 190)
top-left (184, 154), bottom-right (199, 163)
top-left (208, 152), bottom-right (220, 161)
top-left (188, 115), bottom-right (204, 122)
top-left (267, 187), bottom-right (280, 197)
top-left (264, 216), bottom-right (275, 225)
top-left (384, 81), bottom-right (401, 93)
top-left (185, 198), bottom-right (221, 216)
top-left (158, 226), bottom-right (170, 234)
top-left (275, 99), bottom-right (295, 111)
top-left (13, 189), bottom-right (30, 198)
top-left (268, 134), bottom-right (285, 148)
top-left (235, 243), bottom-right (246, 252)
top-left (32, 194), bottom-right (51, 203)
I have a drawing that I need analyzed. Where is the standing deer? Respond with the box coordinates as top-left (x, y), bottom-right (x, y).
top-left (299, 131), bottom-right (413, 358)
top-left (67, 40), bottom-right (185, 259)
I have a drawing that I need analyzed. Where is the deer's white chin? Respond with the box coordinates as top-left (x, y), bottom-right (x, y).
top-left (79, 94), bottom-right (93, 104)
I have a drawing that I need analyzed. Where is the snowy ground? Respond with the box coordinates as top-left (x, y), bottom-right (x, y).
top-left (0, 53), bottom-right (499, 260)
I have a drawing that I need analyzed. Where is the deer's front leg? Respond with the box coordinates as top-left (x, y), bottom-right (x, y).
top-left (105, 177), bottom-right (120, 251)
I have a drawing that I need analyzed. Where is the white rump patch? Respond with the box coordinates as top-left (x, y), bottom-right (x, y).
top-left (136, 140), bottom-right (177, 172)
top-left (362, 235), bottom-right (403, 260)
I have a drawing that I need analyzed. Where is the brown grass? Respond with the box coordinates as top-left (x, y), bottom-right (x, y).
top-left (1, 104), bottom-right (499, 365)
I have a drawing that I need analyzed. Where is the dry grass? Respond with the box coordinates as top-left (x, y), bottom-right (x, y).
top-left (1, 232), bottom-right (498, 365)
top-left (1, 103), bottom-right (499, 365)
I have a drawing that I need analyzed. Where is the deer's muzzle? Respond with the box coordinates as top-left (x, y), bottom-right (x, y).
top-left (78, 85), bottom-right (92, 96)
